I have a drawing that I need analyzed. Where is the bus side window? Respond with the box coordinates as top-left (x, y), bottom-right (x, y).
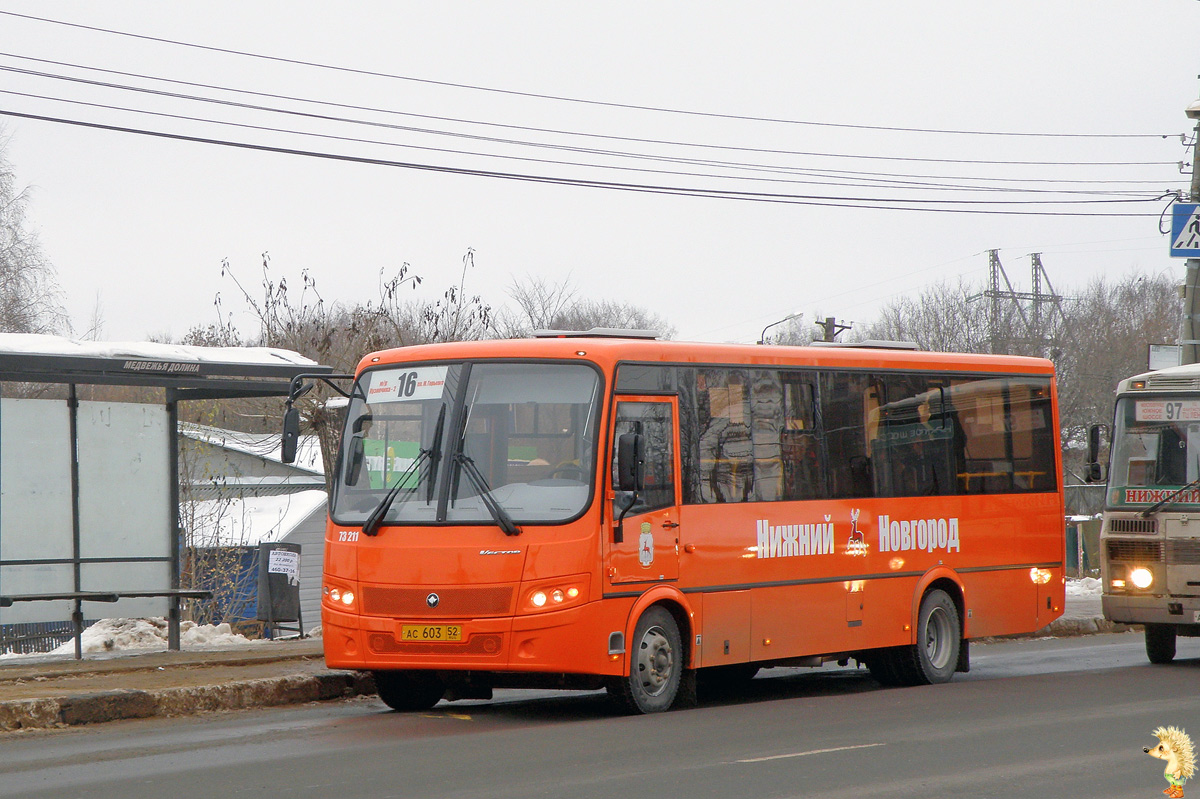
top-left (820, 372), bottom-right (875, 499)
top-left (696, 369), bottom-right (753, 503)
top-left (779, 374), bottom-right (823, 500)
top-left (611, 402), bottom-right (676, 514)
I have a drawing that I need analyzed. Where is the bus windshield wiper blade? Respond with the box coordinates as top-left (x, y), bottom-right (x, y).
top-left (454, 453), bottom-right (522, 536)
top-left (1141, 475), bottom-right (1200, 517)
top-left (362, 406), bottom-right (448, 536)
top-left (362, 448), bottom-right (430, 537)
top-left (425, 404), bottom-right (447, 505)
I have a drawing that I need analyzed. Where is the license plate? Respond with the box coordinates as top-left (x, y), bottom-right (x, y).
top-left (400, 624), bottom-right (463, 642)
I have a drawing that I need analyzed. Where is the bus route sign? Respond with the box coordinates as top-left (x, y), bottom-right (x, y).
top-left (1171, 203), bottom-right (1200, 257)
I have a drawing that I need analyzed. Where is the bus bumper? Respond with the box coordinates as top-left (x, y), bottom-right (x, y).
top-left (322, 601), bottom-right (628, 677)
top-left (1103, 594), bottom-right (1200, 625)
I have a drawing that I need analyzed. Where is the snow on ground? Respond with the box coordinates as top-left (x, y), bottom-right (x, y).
top-left (1066, 576), bottom-right (1102, 598)
top-left (0, 618), bottom-right (265, 659)
top-left (48, 618), bottom-right (260, 655)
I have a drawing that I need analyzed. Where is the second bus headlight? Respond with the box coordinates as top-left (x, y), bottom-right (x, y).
top-left (1129, 567), bottom-right (1154, 590)
top-left (523, 577), bottom-right (586, 612)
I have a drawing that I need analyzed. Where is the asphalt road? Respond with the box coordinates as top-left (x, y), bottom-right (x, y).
top-left (1, 633), bottom-right (1197, 799)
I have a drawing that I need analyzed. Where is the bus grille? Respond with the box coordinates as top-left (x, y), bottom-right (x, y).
top-left (369, 633), bottom-right (504, 656)
top-left (361, 586), bottom-right (514, 618)
top-left (1145, 375), bottom-right (1200, 390)
top-left (1107, 540), bottom-right (1163, 562)
top-left (1107, 518), bottom-right (1157, 535)
top-left (1166, 539), bottom-right (1200, 565)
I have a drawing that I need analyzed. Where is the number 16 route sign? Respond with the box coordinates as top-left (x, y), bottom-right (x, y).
top-left (1172, 203), bottom-right (1200, 257)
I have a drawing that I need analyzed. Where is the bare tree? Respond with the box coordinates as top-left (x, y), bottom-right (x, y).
top-left (0, 138), bottom-right (67, 334)
top-left (859, 279), bottom-right (995, 353)
top-left (499, 275), bottom-right (675, 338)
top-left (1054, 271), bottom-right (1178, 447)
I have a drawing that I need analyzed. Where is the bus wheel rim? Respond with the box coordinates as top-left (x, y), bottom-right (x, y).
top-left (924, 606), bottom-right (952, 669)
top-left (636, 625), bottom-right (674, 696)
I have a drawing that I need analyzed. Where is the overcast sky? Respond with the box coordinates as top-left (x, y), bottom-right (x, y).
top-left (1, 1), bottom-right (1198, 346)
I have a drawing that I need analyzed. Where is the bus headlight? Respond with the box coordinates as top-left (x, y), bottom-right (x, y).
top-left (522, 575), bottom-right (588, 613)
top-left (1129, 567), bottom-right (1154, 590)
top-left (323, 582), bottom-right (358, 611)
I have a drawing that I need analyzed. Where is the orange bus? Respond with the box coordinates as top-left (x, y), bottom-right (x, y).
top-left (293, 331), bottom-right (1064, 713)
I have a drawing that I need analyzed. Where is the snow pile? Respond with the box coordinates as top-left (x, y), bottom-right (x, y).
top-left (1066, 576), bottom-right (1102, 597)
top-left (47, 618), bottom-right (259, 655)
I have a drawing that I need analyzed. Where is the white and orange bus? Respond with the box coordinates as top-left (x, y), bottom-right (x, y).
top-left (291, 331), bottom-right (1064, 713)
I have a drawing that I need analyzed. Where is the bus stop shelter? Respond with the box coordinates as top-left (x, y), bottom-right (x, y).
top-left (0, 334), bottom-right (331, 658)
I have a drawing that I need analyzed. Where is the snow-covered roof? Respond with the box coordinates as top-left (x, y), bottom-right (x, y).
top-left (185, 490), bottom-right (327, 547)
top-left (0, 333), bottom-right (316, 367)
top-left (179, 423), bottom-right (325, 474)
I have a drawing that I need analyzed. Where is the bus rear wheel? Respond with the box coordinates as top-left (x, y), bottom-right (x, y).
top-left (610, 606), bottom-right (687, 714)
top-left (373, 670), bottom-right (446, 711)
top-left (1145, 624), bottom-right (1177, 664)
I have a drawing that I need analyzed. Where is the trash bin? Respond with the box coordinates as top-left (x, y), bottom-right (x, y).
top-left (256, 542), bottom-right (302, 635)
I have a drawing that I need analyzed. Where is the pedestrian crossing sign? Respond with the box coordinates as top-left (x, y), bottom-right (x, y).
top-left (1172, 203), bottom-right (1200, 257)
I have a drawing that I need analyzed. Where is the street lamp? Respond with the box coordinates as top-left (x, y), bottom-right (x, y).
top-left (759, 312), bottom-right (803, 345)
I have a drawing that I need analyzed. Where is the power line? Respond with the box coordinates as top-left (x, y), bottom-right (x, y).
top-left (0, 87), bottom-right (1159, 201)
top-left (0, 107), bottom-right (1170, 216)
top-left (0, 51), bottom-right (1183, 182)
top-left (0, 63), bottom-right (1177, 171)
top-left (0, 68), bottom-right (1171, 198)
top-left (0, 10), bottom-right (1177, 140)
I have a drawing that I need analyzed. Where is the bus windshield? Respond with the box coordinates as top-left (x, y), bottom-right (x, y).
top-left (331, 361), bottom-right (602, 526)
top-left (1109, 395), bottom-right (1200, 505)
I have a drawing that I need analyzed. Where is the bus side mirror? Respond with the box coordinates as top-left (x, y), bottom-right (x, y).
top-left (281, 407), bottom-right (301, 464)
top-left (617, 432), bottom-right (645, 492)
top-left (345, 434), bottom-right (365, 486)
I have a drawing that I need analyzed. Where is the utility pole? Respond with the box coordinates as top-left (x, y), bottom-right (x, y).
top-left (1180, 88), bottom-right (1200, 365)
top-left (817, 316), bottom-right (850, 342)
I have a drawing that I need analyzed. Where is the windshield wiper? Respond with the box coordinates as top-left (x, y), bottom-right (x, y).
top-left (425, 405), bottom-right (447, 505)
top-left (454, 453), bottom-right (522, 536)
top-left (1141, 474), bottom-right (1200, 517)
top-left (362, 449), bottom-right (430, 536)
top-left (361, 405), bottom-right (448, 536)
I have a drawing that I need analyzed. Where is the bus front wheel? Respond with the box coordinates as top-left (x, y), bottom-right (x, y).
top-left (373, 670), bottom-right (446, 711)
top-left (1145, 624), bottom-right (1177, 664)
top-left (610, 606), bottom-right (687, 714)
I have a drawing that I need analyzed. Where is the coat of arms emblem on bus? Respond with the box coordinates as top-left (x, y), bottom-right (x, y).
top-left (847, 508), bottom-right (869, 557)
top-left (639, 522), bottom-right (654, 567)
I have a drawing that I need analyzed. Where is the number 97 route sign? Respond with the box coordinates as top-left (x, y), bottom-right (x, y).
top-left (1172, 203), bottom-right (1200, 257)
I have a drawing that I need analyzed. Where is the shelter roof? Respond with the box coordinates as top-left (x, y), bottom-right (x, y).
top-left (0, 333), bottom-right (330, 399)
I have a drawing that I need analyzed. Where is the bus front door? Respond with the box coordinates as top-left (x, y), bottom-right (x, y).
top-left (606, 397), bottom-right (681, 586)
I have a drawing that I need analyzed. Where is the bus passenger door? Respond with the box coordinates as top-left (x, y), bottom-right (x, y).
top-left (606, 397), bottom-right (681, 586)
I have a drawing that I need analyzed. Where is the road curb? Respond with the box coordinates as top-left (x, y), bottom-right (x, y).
top-left (0, 670), bottom-right (377, 732)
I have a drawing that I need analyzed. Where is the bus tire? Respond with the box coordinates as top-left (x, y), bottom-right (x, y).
top-left (1145, 624), bottom-right (1177, 664)
top-left (611, 606), bottom-right (684, 714)
top-left (891, 589), bottom-right (960, 685)
top-left (372, 670), bottom-right (446, 711)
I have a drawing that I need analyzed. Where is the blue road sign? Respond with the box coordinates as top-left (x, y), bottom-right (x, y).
top-left (1172, 203), bottom-right (1200, 257)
